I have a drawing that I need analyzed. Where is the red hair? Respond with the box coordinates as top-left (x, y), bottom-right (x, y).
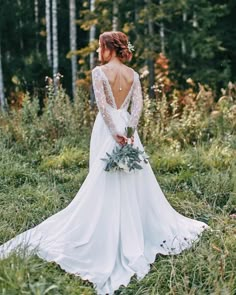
top-left (99, 31), bottom-right (132, 64)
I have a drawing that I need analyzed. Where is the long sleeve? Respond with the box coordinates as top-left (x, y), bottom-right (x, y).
top-left (128, 73), bottom-right (143, 129)
top-left (92, 67), bottom-right (117, 136)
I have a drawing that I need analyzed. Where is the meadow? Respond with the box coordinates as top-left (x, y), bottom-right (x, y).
top-left (0, 81), bottom-right (235, 295)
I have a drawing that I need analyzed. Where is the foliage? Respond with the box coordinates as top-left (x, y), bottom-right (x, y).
top-left (0, 75), bottom-right (96, 149)
top-left (101, 144), bottom-right (148, 173)
top-left (1, 72), bottom-right (236, 151)
top-left (0, 0), bottom-right (236, 106)
top-left (139, 59), bottom-right (236, 147)
top-left (0, 70), bottom-right (236, 294)
top-left (0, 114), bottom-right (236, 294)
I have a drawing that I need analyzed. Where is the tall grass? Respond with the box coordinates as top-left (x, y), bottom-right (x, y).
top-left (0, 81), bottom-right (235, 294)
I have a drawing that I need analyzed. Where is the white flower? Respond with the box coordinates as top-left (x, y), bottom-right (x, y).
top-left (140, 70), bottom-right (149, 79)
top-left (127, 41), bottom-right (135, 52)
top-left (118, 162), bottom-right (129, 173)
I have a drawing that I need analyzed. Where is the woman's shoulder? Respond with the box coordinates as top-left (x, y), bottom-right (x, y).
top-left (92, 65), bottom-right (100, 73)
top-left (92, 65), bottom-right (139, 81)
top-left (93, 64), bottom-right (137, 73)
top-left (91, 66), bottom-right (104, 80)
top-left (123, 65), bottom-right (139, 78)
top-left (91, 65), bottom-right (108, 78)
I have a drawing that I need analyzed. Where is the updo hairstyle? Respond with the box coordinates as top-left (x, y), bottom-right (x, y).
top-left (99, 31), bottom-right (132, 63)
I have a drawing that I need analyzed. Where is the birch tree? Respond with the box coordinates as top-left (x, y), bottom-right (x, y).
top-left (34, 0), bottom-right (39, 52)
top-left (17, 0), bottom-right (24, 51)
top-left (89, 0), bottom-right (96, 70)
top-left (112, 1), bottom-right (119, 31)
top-left (46, 0), bottom-right (52, 67)
top-left (146, 0), bottom-right (155, 97)
top-left (52, 0), bottom-right (58, 86)
top-left (159, 0), bottom-right (165, 54)
top-left (181, 11), bottom-right (187, 56)
top-left (180, 11), bottom-right (187, 69)
top-left (69, 0), bottom-right (77, 99)
top-left (0, 47), bottom-right (7, 111)
top-left (191, 11), bottom-right (197, 58)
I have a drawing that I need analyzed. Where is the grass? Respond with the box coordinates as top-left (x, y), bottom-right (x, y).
top-left (0, 132), bottom-right (236, 295)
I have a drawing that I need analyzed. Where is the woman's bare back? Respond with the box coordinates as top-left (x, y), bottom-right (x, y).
top-left (100, 64), bottom-right (134, 109)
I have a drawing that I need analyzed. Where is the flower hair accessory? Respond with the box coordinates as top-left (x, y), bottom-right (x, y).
top-left (127, 41), bottom-right (135, 52)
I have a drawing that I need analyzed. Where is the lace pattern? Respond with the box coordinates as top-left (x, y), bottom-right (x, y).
top-left (97, 66), bottom-right (134, 110)
top-left (92, 66), bottom-right (143, 135)
top-left (92, 67), bottom-right (117, 136)
top-left (129, 73), bottom-right (143, 129)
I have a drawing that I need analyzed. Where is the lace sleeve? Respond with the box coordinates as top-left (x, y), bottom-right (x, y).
top-left (129, 73), bottom-right (143, 129)
top-left (92, 67), bottom-right (117, 136)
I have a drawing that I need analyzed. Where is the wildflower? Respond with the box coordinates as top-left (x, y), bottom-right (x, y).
top-left (140, 70), bottom-right (149, 79)
top-left (186, 78), bottom-right (194, 85)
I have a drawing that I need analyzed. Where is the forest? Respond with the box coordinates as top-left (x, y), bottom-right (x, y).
top-left (0, 0), bottom-right (236, 107)
top-left (0, 0), bottom-right (236, 294)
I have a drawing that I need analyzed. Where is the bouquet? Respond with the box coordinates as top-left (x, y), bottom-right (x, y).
top-left (101, 127), bottom-right (149, 173)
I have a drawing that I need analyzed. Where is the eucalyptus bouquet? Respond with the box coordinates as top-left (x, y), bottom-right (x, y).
top-left (101, 127), bottom-right (149, 173)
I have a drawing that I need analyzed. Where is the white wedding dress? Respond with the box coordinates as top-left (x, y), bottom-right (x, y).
top-left (0, 66), bottom-right (208, 295)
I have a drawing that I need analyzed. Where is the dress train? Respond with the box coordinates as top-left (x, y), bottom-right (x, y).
top-left (0, 109), bottom-right (208, 295)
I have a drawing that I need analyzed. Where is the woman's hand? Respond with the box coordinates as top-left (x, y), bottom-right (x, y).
top-left (114, 134), bottom-right (134, 146)
top-left (114, 134), bottom-right (128, 146)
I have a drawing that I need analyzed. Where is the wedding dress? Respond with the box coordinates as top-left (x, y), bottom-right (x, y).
top-left (0, 66), bottom-right (208, 295)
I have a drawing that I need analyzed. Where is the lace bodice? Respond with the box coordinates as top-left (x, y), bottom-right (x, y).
top-left (91, 66), bottom-right (143, 136)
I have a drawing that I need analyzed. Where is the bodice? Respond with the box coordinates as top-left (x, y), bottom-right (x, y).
top-left (91, 66), bottom-right (143, 136)
top-left (96, 66), bottom-right (135, 111)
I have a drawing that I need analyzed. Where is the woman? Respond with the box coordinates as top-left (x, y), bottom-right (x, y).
top-left (0, 31), bottom-right (209, 295)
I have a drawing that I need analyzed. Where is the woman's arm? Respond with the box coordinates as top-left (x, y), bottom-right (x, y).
top-left (128, 73), bottom-right (143, 129)
top-left (92, 67), bottom-right (118, 135)
top-left (92, 67), bottom-right (126, 145)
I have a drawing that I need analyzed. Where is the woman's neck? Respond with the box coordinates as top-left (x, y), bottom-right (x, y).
top-left (106, 56), bottom-right (123, 66)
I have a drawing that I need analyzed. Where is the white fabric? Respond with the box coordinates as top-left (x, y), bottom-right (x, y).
top-left (91, 66), bottom-right (143, 135)
top-left (0, 66), bottom-right (209, 295)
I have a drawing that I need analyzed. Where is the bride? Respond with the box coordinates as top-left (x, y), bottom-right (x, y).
top-left (0, 31), bottom-right (209, 295)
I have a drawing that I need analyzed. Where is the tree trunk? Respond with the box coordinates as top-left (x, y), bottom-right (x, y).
top-left (181, 11), bottom-right (187, 68)
top-left (191, 11), bottom-right (197, 58)
top-left (17, 0), bottom-right (24, 51)
top-left (52, 0), bottom-right (58, 86)
top-left (147, 0), bottom-right (155, 98)
top-left (69, 0), bottom-right (77, 99)
top-left (46, 0), bottom-right (52, 67)
top-left (89, 0), bottom-right (96, 70)
top-left (159, 0), bottom-right (165, 54)
top-left (0, 48), bottom-right (7, 111)
top-left (112, 0), bottom-right (119, 31)
top-left (34, 0), bottom-right (39, 52)
top-left (181, 11), bottom-right (187, 55)
top-left (134, 0), bottom-right (138, 35)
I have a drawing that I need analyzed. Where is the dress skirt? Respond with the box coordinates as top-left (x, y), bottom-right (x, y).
top-left (0, 109), bottom-right (208, 295)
